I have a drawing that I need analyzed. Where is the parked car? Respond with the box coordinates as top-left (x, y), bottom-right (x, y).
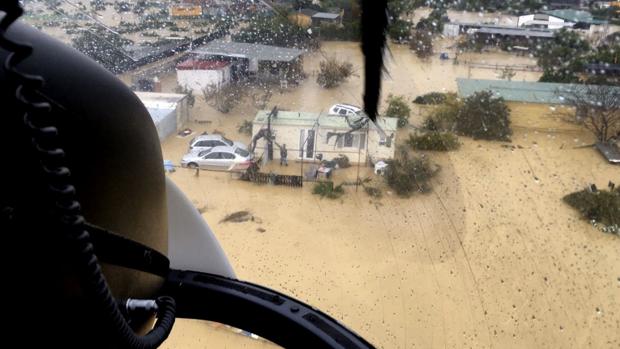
top-left (181, 146), bottom-right (253, 171)
top-left (328, 104), bottom-right (362, 117)
top-left (189, 134), bottom-right (247, 153)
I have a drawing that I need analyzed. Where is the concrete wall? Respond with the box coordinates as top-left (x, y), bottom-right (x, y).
top-left (176, 67), bottom-right (230, 94)
top-left (148, 108), bottom-right (177, 141)
top-left (443, 23), bottom-right (461, 37)
top-left (175, 98), bottom-right (190, 128)
top-left (367, 128), bottom-right (396, 163)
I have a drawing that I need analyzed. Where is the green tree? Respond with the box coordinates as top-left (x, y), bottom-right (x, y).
top-left (389, 19), bottom-right (412, 43)
top-left (385, 94), bottom-right (411, 128)
top-left (585, 41), bottom-right (620, 86)
top-left (410, 29), bottom-right (433, 58)
top-left (416, 8), bottom-right (447, 34)
top-left (454, 91), bottom-right (512, 141)
top-left (535, 29), bottom-right (590, 83)
top-left (384, 150), bottom-right (438, 197)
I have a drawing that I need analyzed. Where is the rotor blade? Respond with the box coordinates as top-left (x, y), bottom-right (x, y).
top-left (361, 0), bottom-right (388, 122)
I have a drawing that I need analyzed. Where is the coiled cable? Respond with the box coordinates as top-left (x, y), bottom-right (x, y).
top-left (0, 2), bottom-right (176, 348)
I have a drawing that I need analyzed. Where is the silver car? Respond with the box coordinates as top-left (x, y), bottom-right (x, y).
top-left (181, 146), bottom-right (253, 172)
top-left (189, 134), bottom-right (248, 153)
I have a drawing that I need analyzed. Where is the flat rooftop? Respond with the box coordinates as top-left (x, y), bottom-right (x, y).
top-left (253, 110), bottom-right (398, 131)
top-left (135, 92), bottom-right (187, 109)
top-left (192, 40), bottom-right (305, 63)
top-left (476, 27), bottom-right (555, 38)
top-left (455, 79), bottom-right (620, 104)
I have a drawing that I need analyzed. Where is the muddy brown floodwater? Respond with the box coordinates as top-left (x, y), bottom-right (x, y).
top-left (152, 42), bottom-right (619, 348)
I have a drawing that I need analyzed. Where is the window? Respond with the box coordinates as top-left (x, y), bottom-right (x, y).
top-left (235, 148), bottom-right (250, 157)
top-left (221, 136), bottom-right (234, 146)
top-left (334, 133), bottom-right (366, 149)
top-left (344, 133), bottom-right (354, 147)
top-left (204, 152), bottom-right (222, 159)
top-left (338, 108), bottom-right (348, 115)
top-left (221, 152), bottom-right (235, 159)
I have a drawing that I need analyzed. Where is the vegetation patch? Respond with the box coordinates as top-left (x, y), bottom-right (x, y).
top-left (317, 57), bottom-right (354, 88)
top-left (410, 29), bottom-right (433, 58)
top-left (364, 186), bottom-right (383, 199)
top-left (563, 184), bottom-right (620, 235)
top-left (385, 94), bottom-right (411, 128)
top-left (312, 181), bottom-right (345, 199)
top-left (238, 120), bottom-right (253, 136)
top-left (205, 83), bottom-right (245, 113)
top-left (413, 92), bottom-right (455, 105)
top-left (407, 132), bottom-right (460, 151)
top-left (423, 91), bottom-right (512, 141)
top-left (389, 19), bottom-right (412, 43)
top-left (384, 151), bottom-right (439, 197)
top-left (454, 91), bottom-right (512, 141)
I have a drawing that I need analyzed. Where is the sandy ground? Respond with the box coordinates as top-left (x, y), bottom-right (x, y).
top-left (153, 42), bottom-right (620, 348)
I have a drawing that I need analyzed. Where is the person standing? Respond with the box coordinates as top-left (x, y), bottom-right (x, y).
top-left (280, 144), bottom-right (288, 166)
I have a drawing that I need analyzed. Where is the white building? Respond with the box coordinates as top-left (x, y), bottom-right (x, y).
top-left (136, 92), bottom-right (190, 141)
top-left (251, 110), bottom-right (398, 164)
top-left (517, 14), bottom-right (573, 30)
top-left (176, 59), bottom-right (231, 94)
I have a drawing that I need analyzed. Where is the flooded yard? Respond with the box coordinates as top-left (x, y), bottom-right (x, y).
top-left (155, 42), bottom-right (619, 348)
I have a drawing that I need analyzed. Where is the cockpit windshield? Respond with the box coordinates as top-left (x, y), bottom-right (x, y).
top-left (18, 0), bottom-right (620, 348)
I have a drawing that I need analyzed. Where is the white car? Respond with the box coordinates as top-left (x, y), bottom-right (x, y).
top-left (189, 134), bottom-right (247, 153)
top-left (181, 146), bottom-right (253, 172)
top-left (328, 104), bottom-right (362, 117)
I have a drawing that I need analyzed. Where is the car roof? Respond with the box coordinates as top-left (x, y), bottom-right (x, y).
top-left (208, 145), bottom-right (236, 153)
top-left (332, 104), bottom-right (361, 111)
top-left (192, 134), bottom-right (225, 141)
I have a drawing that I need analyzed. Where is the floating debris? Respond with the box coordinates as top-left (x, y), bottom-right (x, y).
top-left (220, 210), bottom-right (256, 223)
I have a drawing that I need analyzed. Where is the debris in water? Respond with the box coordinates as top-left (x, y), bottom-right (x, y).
top-left (220, 210), bottom-right (259, 223)
top-left (257, 227), bottom-right (266, 233)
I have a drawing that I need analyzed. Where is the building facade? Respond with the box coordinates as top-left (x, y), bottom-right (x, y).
top-left (176, 59), bottom-right (231, 94)
top-left (251, 110), bottom-right (397, 164)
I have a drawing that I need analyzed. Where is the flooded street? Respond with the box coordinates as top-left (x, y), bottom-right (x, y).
top-left (157, 42), bottom-right (620, 348)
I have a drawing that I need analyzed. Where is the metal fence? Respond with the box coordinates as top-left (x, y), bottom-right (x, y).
top-left (242, 172), bottom-right (303, 187)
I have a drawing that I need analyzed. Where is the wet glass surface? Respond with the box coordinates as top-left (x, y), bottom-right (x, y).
top-left (19, 1), bottom-right (620, 347)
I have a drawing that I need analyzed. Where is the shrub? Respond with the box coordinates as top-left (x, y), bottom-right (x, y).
top-left (205, 83), bottom-right (245, 113)
top-left (407, 132), bottom-right (460, 151)
top-left (316, 57), bottom-right (353, 88)
top-left (423, 94), bottom-right (463, 131)
top-left (384, 151), bottom-right (439, 197)
top-left (238, 120), bottom-right (253, 136)
top-left (413, 92), bottom-right (455, 105)
top-left (312, 181), bottom-right (345, 199)
top-left (364, 186), bottom-right (383, 199)
top-left (385, 94), bottom-right (411, 128)
top-left (563, 185), bottom-right (620, 234)
top-left (454, 91), bottom-right (512, 141)
top-left (389, 19), bottom-right (412, 43)
top-left (409, 30), bottom-right (433, 58)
